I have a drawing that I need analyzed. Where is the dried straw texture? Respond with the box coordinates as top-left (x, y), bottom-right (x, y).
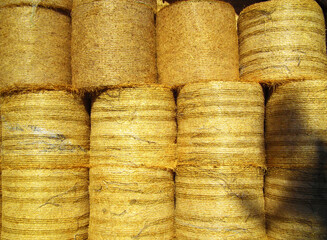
top-left (266, 80), bottom-right (327, 168)
top-left (238, 0), bottom-right (327, 83)
top-left (90, 86), bottom-right (176, 170)
top-left (71, 0), bottom-right (157, 89)
top-left (157, 0), bottom-right (169, 11)
top-left (1, 169), bottom-right (89, 240)
top-left (157, 0), bottom-right (239, 87)
top-left (0, 0), bottom-right (72, 10)
top-left (177, 81), bottom-right (265, 168)
top-left (176, 81), bottom-right (266, 239)
top-left (176, 166), bottom-right (266, 239)
top-left (89, 86), bottom-right (176, 239)
top-left (265, 168), bottom-right (327, 240)
top-left (0, 119), bottom-right (2, 239)
top-left (0, 6), bottom-right (71, 89)
top-left (89, 165), bottom-right (174, 239)
top-left (1, 91), bottom-right (89, 169)
top-left (0, 90), bottom-right (90, 239)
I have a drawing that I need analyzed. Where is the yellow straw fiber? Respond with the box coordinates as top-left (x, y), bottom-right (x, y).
top-left (89, 86), bottom-right (176, 239)
top-left (265, 80), bottom-right (327, 239)
top-left (1, 90), bottom-right (89, 239)
top-left (157, 0), bottom-right (239, 87)
top-left (238, 0), bottom-right (327, 83)
top-left (72, 0), bottom-right (157, 89)
top-left (266, 80), bottom-right (327, 168)
top-left (176, 81), bottom-right (266, 239)
top-left (0, 0), bottom-right (72, 10)
top-left (0, 6), bottom-right (71, 89)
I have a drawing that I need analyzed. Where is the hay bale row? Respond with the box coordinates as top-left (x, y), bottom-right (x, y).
top-left (89, 86), bottom-right (176, 239)
top-left (175, 81), bottom-right (266, 239)
top-left (265, 80), bottom-right (327, 239)
top-left (0, 90), bottom-right (90, 239)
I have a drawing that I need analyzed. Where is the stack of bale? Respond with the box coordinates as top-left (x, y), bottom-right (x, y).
top-left (0, 1), bottom-right (90, 239)
top-left (238, 0), bottom-right (327, 239)
top-left (71, 0), bottom-right (176, 239)
top-left (157, 0), bottom-right (266, 239)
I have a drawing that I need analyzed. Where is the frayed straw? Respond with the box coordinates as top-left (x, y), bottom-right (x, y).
top-left (0, 0), bottom-right (72, 10)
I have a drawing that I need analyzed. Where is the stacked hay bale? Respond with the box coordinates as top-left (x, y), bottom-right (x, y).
top-left (157, 0), bottom-right (239, 87)
top-left (0, 1), bottom-right (91, 239)
top-left (176, 81), bottom-right (266, 239)
top-left (157, 0), bottom-right (266, 239)
top-left (0, 90), bottom-right (89, 239)
top-left (0, 0), bottom-right (72, 88)
top-left (265, 80), bottom-right (327, 239)
top-left (71, 0), bottom-right (157, 89)
top-left (239, 0), bottom-right (327, 239)
top-left (89, 86), bottom-right (176, 239)
top-left (238, 0), bottom-right (327, 84)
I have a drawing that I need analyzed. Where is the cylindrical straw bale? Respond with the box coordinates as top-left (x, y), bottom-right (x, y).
top-left (72, 0), bottom-right (157, 89)
top-left (1, 169), bottom-right (89, 240)
top-left (90, 86), bottom-right (176, 170)
top-left (177, 81), bottom-right (265, 168)
top-left (1, 90), bottom-right (89, 169)
top-left (0, 6), bottom-right (71, 89)
top-left (89, 86), bottom-right (176, 239)
top-left (89, 165), bottom-right (174, 239)
top-left (238, 0), bottom-right (327, 83)
top-left (176, 165), bottom-right (266, 239)
top-left (266, 80), bottom-right (327, 168)
top-left (157, 0), bottom-right (239, 87)
top-left (0, 0), bottom-right (72, 10)
top-left (265, 168), bottom-right (327, 239)
top-left (1, 90), bottom-right (89, 239)
top-left (176, 81), bottom-right (266, 239)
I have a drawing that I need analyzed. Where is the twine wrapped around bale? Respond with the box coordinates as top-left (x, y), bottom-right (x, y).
top-left (89, 86), bottom-right (176, 239)
top-left (265, 80), bottom-right (327, 239)
top-left (176, 166), bottom-right (265, 239)
top-left (90, 86), bottom-right (176, 170)
top-left (89, 165), bottom-right (174, 239)
top-left (265, 168), bottom-right (327, 240)
top-left (238, 0), bottom-right (327, 84)
top-left (0, 0), bottom-right (72, 10)
top-left (266, 80), bottom-right (327, 168)
top-left (72, 0), bottom-right (157, 89)
top-left (177, 81), bottom-right (265, 168)
top-left (1, 90), bottom-right (90, 239)
top-left (0, 6), bottom-right (71, 89)
top-left (176, 81), bottom-right (266, 239)
top-left (157, 0), bottom-right (239, 87)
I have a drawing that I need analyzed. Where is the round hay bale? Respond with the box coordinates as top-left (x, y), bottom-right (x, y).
top-left (1, 90), bottom-right (89, 169)
top-left (0, 6), bottom-right (71, 89)
top-left (175, 165), bottom-right (266, 239)
top-left (71, 0), bottom-right (157, 89)
top-left (266, 80), bottom-right (327, 168)
top-left (177, 81), bottom-right (265, 168)
top-left (0, 0), bottom-right (72, 10)
top-left (90, 86), bottom-right (176, 170)
top-left (157, 0), bottom-right (239, 87)
top-left (176, 81), bottom-right (266, 239)
top-left (1, 169), bottom-right (89, 240)
top-left (0, 90), bottom-right (90, 239)
top-left (89, 165), bottom-right (174, 239)
top-left (238, 0), bottom-right (327, 83)
top-left (265, 167), bottom-right (327, 239)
